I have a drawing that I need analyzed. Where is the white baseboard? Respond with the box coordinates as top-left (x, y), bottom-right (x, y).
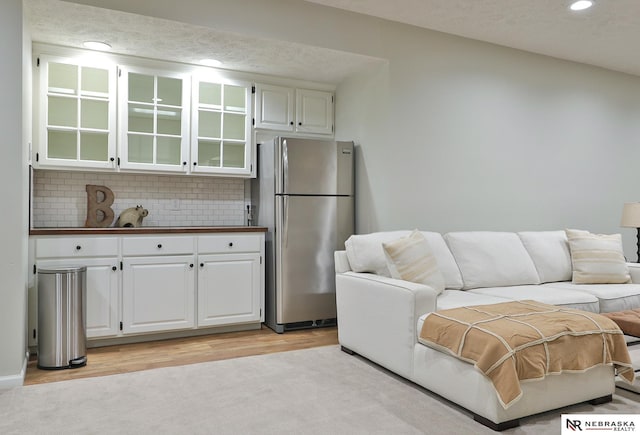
top-left (0, 352), bottom-right (27, 389)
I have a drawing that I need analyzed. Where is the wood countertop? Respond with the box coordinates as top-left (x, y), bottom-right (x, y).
top-left (30, 226), bottom-right (268, 236)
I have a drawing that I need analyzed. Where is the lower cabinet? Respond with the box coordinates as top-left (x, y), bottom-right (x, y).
top-left (198, 253), bottom-right (261, 327)
top-left (36, 257), bottom-right (120, 339)
top-left (122, 255), bottom-right (196, 334)
top-left (31, 231), bottom-right (264, 345)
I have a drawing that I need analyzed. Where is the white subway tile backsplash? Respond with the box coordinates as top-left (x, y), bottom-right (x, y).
top-left (32, 170), bottom-right (247, 228)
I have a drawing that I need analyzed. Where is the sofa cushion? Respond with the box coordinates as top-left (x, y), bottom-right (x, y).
top-left (434, 290), bottom-right (510, 311)
top-left (382, 230), bottom-right (445, 294)
top-left (565, 229), bottom-right (631, 284)
top-left (543, 282), bottom-right (640, 313)
top-left (444, 232), bottom-right (540, 290)
top-left (518, 231), bottom-right (572, 283)
top-left (470, 285), bottom-right (600, 313)
top-left (345, 231), bottom-right (410, 277)
top-left (345, 231), bottom-right (464, 289)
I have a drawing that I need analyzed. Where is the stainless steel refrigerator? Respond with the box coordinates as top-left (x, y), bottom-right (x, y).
top-left (252, 137), bottom-right (354, 333)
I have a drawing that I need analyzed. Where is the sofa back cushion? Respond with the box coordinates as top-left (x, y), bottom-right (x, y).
top-left (518, 231), bottom-right (572, 283)
top-left (444, 231), bottom-right (540, 290)
top-left (344, 230), bottom-right (464, 289)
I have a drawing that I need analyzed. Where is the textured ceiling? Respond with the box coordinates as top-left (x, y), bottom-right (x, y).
top-left (24, 0), bottom-right (382, 84)
top-left (305, 0), bottom-right (640, 77)
top-left (25, 0), bottom-right (640, 82)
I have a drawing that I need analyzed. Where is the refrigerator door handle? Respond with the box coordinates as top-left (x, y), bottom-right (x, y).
top-left (282, 140), bottom-right (289, 194)
top-left (283, 195), bottom-right (289, 247)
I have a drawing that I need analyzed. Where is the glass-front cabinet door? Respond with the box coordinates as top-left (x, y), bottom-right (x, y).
top-left (191, 77), bottom-right (252, 176)
top-left (119, 66), bottom-right (190, 172)
top-left (37, 55), bottom-right (117, 169)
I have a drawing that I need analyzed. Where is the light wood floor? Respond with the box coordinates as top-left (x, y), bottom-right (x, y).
top-left (24, 325), bottom-right (338, 386)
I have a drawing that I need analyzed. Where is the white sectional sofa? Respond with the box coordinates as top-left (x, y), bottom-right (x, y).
top-left (335, 230), bottom-right (640, 431)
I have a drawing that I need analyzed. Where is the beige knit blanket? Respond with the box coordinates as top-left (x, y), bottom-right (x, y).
top-left (419, 300), bottom-right (635, 409)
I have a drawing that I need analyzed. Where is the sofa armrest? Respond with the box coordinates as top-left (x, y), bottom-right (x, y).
top-left (627, 263), bottom-right (640, 283)
top-left (335, 271), bottom-right (438, 379)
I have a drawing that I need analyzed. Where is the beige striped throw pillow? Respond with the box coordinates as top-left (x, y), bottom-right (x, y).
top-left (382, 229), bottom-right (445, 294)
top-left (565, 229), bottom-right (631, 284)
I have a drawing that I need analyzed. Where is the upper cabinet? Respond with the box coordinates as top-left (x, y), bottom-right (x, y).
top-left (118, 66), bottom-right (190, 173)
top-left (33, 47), bottom-right (335, 177)
top-left (295, 88), bottom-right (334, 135)
top-left (191, 77), bottom-right (253, 176)
top-left (255, 84), bottom-right (334, 135)
top-left (36, 55), bottom-right (117, 169)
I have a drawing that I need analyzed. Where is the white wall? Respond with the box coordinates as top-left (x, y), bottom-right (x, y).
top-left (0, 0), bottom-right (28, 386)
top-left (59, 0), bottom-right (640, 261)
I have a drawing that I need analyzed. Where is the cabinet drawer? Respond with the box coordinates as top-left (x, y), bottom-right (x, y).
top-left (122, 236), bottom-right (195, 256)
top-left (198, 234), bottom-right (262, 254)
top-left (36, 237), bottom-right (118, 258)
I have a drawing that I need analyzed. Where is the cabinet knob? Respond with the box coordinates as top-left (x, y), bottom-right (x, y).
top-left (228, 242), bottom-right (234, 247)
top-left (76, 245), bottom-right (82, 250)
top-left (157, 244), bottom-right (163, 249)
top-left (298, 122), bottom-right (302, 126)
top-left (110, 157), bottom-right (115, 162)
top-left (112, 266), bottom-right (117, 271)
top-left (193, 162), bottom-right (197, 166)
top-left (290, 121), bottom-right (294, 126)
top-left (189, 263), bottom-right (194, 268)
top-left (183, 161), bottom-right (187, 166)
top-left (200, 263), bottom-right (204, 267)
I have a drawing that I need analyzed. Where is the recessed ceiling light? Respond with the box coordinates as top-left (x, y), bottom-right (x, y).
top-left (570, 1), bottom-right (593, 11)
top-left (83, 41), bottom-right (111, 51)
top-left (200, 58), bottom-right (222, 67)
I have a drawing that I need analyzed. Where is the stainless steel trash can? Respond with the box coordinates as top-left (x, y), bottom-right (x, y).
top-left (37, 266), bottom-right (87, 369)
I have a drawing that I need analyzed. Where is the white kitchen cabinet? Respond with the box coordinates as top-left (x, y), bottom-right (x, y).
top-left (118, 65), bottom-right (191, 173)
top-left (255, 84), bottom-right (334, 135)
top-left (30, 230), bottom-right (264, 345)
top-left (295, 88), bottom-right (334, 135)
top-left (35, 55), bottom-right (117, 170)
top-left (121, 235), bottom-right (196, 334)
top-left (33, 237), bottom-right (120, 339)
top-left (191, 76), bottom-right (254, 176)
top-left (122, 255), bottom-right (196, 334)
top-left (254, 84), bottom-right (294, 131)
top-left (197, 234), bottom-right (264, 327)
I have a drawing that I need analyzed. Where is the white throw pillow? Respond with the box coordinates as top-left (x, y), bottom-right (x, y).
top-left (345, 231), bottom-right (411, 276)
top-left (565, 229), bottom-right (631, 284)
top-left (382, 230), bottom-right (445, 294)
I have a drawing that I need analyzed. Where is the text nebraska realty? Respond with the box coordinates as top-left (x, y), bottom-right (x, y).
top-left (568, 420), bottom-right (635, 431)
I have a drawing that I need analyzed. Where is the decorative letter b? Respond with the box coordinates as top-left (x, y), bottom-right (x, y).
top-left (85, 184), bottom-right (115, 228)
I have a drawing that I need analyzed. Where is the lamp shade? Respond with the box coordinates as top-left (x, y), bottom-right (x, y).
top-left (621, 203), bottom-right (640, 227)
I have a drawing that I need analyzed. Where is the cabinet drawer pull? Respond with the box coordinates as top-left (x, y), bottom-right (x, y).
top-left (76, 245), bottom-right (82, 250)
top-left (228, 242), bottom-right (234, 247)
top-left (157, 244), bottom-right (163, 249)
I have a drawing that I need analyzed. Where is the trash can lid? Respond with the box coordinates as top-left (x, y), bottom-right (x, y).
top-left (37, 266), bottom-right (87, 274)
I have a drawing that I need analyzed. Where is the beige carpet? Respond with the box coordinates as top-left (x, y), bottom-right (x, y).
top-left (0, 345), bottom-right (638, 435)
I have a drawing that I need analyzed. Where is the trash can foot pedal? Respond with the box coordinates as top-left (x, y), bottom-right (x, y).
top-left (69, 356), bottom-right (87, 368)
